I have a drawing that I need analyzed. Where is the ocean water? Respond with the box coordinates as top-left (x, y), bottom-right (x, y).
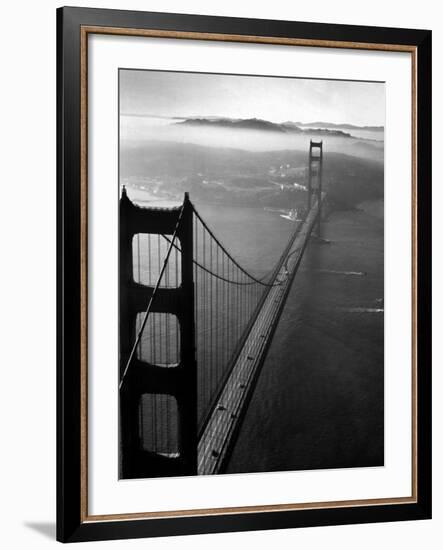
top-left (226, 201), bottom-right (384, 473)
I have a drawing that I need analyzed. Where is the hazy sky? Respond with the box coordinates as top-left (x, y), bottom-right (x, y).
top-left (120, 69), bottom-right (385, 127)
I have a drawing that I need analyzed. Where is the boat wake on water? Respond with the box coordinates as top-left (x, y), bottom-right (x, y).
top-left (307, 269), bottom-right (366, 276)
top-left (280, 208), bottom-right (303, 222)
top-left (339, 307), bottom-right (384, 313)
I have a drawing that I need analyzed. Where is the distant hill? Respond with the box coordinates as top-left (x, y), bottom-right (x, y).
top-left (176, 117), bottom-right (353, 137)
top-left (176, 117), bottom-right (287, 133)
top-left (293, 121), bottom-right (384, 131)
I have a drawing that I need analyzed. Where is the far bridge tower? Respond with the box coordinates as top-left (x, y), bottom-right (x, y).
top-left (307, 140), bottom-right (323, 235)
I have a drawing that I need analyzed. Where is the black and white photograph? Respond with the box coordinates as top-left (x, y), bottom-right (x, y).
top-left (118, 69), bottom-right (385, 479)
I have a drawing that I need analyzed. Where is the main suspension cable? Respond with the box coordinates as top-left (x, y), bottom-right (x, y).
top-left (161, 233), bottom-right (285, 287)
top-left (192, 204), bottom-right (284, 287)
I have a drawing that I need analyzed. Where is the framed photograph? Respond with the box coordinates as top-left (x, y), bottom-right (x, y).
top-left (57, 6), bottom-right (432, 543)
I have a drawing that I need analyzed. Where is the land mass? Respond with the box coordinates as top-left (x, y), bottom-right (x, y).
top-left (121, 141), bottom-right (383, 211)
top-left (176, 117), bottom-right (353, 138)
top-left (293, 121), bottom-right (384, 131)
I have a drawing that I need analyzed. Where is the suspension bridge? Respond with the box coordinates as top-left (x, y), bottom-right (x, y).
top-left (119, 141), bottom-right (324, 479)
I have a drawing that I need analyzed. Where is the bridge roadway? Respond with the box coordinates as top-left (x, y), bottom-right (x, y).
top-left (197, 199), bottom-right (321, 475)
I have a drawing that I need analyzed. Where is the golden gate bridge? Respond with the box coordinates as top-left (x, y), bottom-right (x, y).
top-left (119, 141), bottom-right (324, 478)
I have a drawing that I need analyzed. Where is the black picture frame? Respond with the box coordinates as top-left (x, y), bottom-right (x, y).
top-left (57, 6), bottom-right (432, 543)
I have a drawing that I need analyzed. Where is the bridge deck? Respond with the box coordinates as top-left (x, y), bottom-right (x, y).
top-left (197, 200), bottom-right (321, 475)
